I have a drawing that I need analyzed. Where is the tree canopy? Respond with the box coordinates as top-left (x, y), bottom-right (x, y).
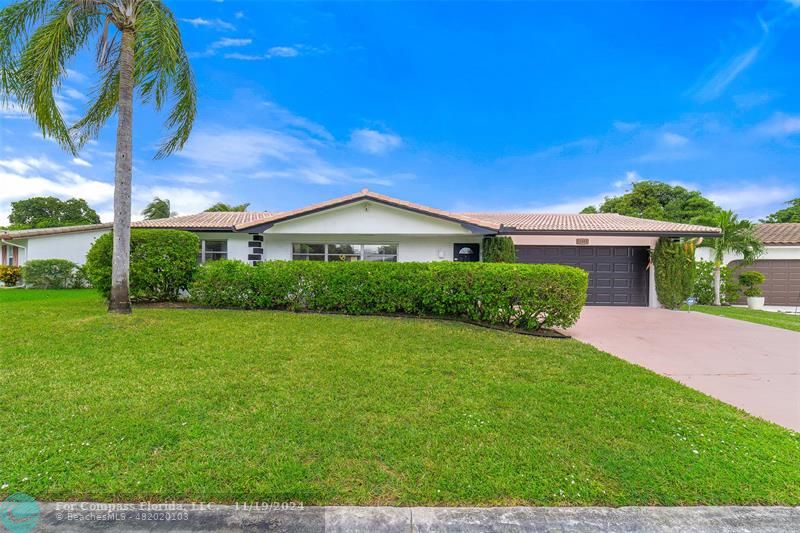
top-left (760, 198), bottom-right (800, 224)
top-left (9, 196), bottom-right (100, 229)
top-left (205, 202), bottom-right (249, 212)
top-left (582, 181), bottom-right (721, 224)
top-left (142, 197), bottom-right (175, 220)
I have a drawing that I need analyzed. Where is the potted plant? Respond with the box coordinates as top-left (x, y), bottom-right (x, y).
top-left (738, 271), bottom-right (766, 310)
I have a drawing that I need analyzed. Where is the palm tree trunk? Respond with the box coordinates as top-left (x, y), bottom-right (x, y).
top-left (108, 27), bottom-right (135, 314)
top-left (713, 264), bottom-right (721, 306)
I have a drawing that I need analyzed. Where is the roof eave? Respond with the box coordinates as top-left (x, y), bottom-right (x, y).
top-left (498, 229), bottom-right (722, 238)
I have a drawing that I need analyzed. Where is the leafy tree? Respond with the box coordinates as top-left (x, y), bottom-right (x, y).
top-left (583, 181), bottom-right (721, 224)
top-left (9, 196), bottom-right (100, 228)
top-left (141, 197), bottom-right (174, 220)
top-left (697, 210), bottom-right (764, 306)
top-left (579, 205), bottom-right (598, 214)
top-left (205, 202), bottom-right (250, 212)
top-left (761, 198), bottom-right (800, 223)
top-left (652, 238), bottom-right (696, 309)
top-left (1, 0), bottom-right (197, 314)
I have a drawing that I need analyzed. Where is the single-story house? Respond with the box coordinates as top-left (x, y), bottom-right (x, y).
top-left (2, 189), bottom-right (720, 308)
top-left (695, 223), bottom-right (800, 306)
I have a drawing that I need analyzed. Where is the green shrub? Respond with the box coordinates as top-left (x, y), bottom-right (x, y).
top-left (739, 270), bottom-right (766, 298)
top-left (482, 237), bottom-right (516, 263)
top-left (85, 229), bottom-right (200, 302)
top-left (190, 260), bottom-right (588, 330)
top-left (0, 265), bottom-right (21, 286)
top-left (22, 259), bottom-right (86, 288)
top-left (653, 238), bottom-right (695, 309)
top-left (694, 261), bottom-right (739, 304)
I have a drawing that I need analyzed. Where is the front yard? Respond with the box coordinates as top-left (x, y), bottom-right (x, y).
top-left (686, 304), bottom-right (800, 332)
top-left (1, 290), bottom-right (799, 505)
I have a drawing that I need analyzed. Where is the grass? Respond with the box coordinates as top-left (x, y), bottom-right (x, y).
top-left (2, 289), bottom-right (799, 506)
top-left (683, 304), bottom-right (800, 332)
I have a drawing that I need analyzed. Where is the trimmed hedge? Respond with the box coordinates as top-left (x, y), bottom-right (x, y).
top-left (190, 260), bottom-right (588, 330)
top-left (22, 259), bottom-right (87, 288)
top-left (85, 229), bottom-right (199, 302)
top-left (482, 236), bottom-right (517, 263)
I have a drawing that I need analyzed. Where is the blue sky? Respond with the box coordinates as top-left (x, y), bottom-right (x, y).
top-left (2, 0), bottom-right (800, 224)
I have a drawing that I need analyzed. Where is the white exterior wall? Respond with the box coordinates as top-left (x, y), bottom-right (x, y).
top-left (23, 229), bottom-right (110, 265)
top-left (695, 245), bottom-right (800, 265)
top-left (194, 232), bottom-right (252, 262)
top-left (261, 234), bottom-right (482, 262)
top-left (509, 234), bottom-right (661, 308)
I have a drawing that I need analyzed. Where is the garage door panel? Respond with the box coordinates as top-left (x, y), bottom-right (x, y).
top-left (516, 245), bottom-right (650, 306)
top-left (729, 259), bottom-right (800, 306)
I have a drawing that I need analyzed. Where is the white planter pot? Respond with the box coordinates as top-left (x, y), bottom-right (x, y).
top-left (747, 296), bottom-right (765, 310)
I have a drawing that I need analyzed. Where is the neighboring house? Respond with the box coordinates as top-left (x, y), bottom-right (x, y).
top-left (1, 189), bottom-right (719, 307)
top-left (696, 223), bottom-right (800, 306)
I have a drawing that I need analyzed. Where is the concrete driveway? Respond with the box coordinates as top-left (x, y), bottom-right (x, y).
top-left (566, 307), bottom-right (800, 432)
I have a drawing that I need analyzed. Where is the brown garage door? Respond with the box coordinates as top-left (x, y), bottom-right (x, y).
top-left (516, 246), bottom-right (650, 306)
top-left (729, 260), bottom-right (800, 306)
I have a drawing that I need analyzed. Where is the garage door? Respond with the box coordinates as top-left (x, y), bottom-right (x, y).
top-left (516, 246), bottom-right (650, 306)
top-left (729, 260), bottom-right (800, 306)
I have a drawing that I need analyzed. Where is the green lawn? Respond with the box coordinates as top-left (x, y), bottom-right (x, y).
top-left (684, 304), bottom-right (800, 332)
top-left (2, 289), bottom-right (799, 505)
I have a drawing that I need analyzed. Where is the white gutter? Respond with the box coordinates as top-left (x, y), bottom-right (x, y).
top-left (1, 239), bottom-right (26, 250)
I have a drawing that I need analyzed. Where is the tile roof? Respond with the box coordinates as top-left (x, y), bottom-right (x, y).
top-left (0, 191), bottom-right (723, 239)
top-left (754, 223), bottom-right (800, 245)
top-left (0, 223), bottom-right (112, 239)
top-left (133, 211), bottom-right (273, 230)
top-left (460, 212), bottom-right (721, 235)
top-left (233, 189), bottom-right (502, 231)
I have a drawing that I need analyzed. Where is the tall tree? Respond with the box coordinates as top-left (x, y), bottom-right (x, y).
top-left (205, 202), bottom-right (250, 212)
top-left (761, 198), bottom-right (800, 223)
top-left (698, 210), bottom-right (764, 306)
top-left (583, 181), bottom-right (721, 224)
top-left (9, 196), bottom-right (100, 228)
top-left (141, 197), bottom-right (174, 219)
top-left (1, 0), bottom-right (197, 313)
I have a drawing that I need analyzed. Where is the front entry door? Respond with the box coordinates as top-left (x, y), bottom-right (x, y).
top-left (453, 243), bottom-right (480, 262)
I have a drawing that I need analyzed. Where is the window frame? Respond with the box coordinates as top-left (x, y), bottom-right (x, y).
top-left (292, 242), bottom-right (398, 262)
top-left (199, 239), bottom-right (228, 263)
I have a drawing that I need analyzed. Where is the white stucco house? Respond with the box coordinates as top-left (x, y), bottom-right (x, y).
top-left (695, 223), bottom-right (800, 306)
top-left (1, 189), bottom-right (721, 308)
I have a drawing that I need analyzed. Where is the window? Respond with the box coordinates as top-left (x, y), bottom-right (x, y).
top-left (199, 240), bottom-right (228, 263)
top-left (292, 243), bottom-right (397, 262)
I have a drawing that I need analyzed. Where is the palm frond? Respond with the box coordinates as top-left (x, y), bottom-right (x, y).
top-left (0, 0), bottom-right (57, 99)
top-left (70, 53), bottom-right (120, 148)
top-left (134, 0), bottom-right (196, 159)
top-left (14, 1), bottom-right (102, 152)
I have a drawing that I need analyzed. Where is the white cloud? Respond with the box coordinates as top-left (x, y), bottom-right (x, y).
top-left (1, 100), bottom-right (28, 119)
top-left (692, 45), bottom-right (761, 103)
top-left (349, 129), bottom-right (403, 155)
top-left (179, 17), bottom-right (235, 31)
top-left (267, 46), bottom-right (299, 58)
top-left (261, 101), bottom-right (333, 140)
top-left (706, 184), bottom-right (798, 212)
top-left (235, 11), bottom-right (245, 19)
top-left (133, 186), bottom-right (223, 217)
top-left (224, 53), bottom-right (265, 61)
top-left (661, 132), bottom-right (689, 147)
top-left (612, 170), bottom-right (642, 189)
top-left (755, 112), bottom-right (800, 137)
top-left (64, 68), bottom-right (87, 83)
top-left (71, 157), bottom-right (92, 168)
top-left (211, 37), bottom-right (252, 49)
top-left (62, 87), bottom-right (86, 101)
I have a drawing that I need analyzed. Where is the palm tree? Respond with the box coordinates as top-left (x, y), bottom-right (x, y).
top-left (141, 197), bottom-right (174, 219)
top-left (699, 210), bottom-right (764, 306)
top-left (0, 0), bottom-right (196, 313)
top-left (205, 202), bottom-right (249, 212)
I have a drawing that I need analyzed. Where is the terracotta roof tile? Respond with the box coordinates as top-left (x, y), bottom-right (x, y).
top-left (755, 223), bottom-right (800, 245)
top-left (459, 212), bottom-right (720, 235)
top-left (1, 223), bottom-right (112, 239)
top-left (133, 211), bottom-right (273, 230)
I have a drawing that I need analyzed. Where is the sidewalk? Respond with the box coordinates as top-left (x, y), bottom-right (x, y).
top-left (35, 503), bottom-right (800, 532)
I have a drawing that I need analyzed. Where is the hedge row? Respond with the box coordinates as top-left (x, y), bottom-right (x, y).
top-left (190, 260), bottom-right (588, 330)
top-left (22, 259), bottom-right (88, 289)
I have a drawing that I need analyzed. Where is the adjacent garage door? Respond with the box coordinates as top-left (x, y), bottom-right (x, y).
top-left (516, 246), bottom-right (650, 306)
top-left (729, 260), bottom-right (800, 306)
